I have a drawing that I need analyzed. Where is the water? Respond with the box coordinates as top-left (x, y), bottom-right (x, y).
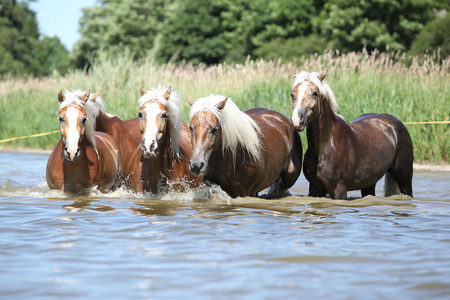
top-left (1, 151), bottom-right (449, 299)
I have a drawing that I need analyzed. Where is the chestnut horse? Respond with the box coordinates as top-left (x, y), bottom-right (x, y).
top-left (71, 90), bottom-right (141, 181)
top-left (188, 95), bottom-right (302, 198)
top-left (46, 90), bottom-right (123, 194)
top-left (126, 85), bottom-right (203, 193)
top-left (290, 70), bottom-right (413, 199)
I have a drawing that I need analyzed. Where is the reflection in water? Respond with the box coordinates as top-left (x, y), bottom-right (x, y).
top-left (0, 151), bottom-right (450, 299)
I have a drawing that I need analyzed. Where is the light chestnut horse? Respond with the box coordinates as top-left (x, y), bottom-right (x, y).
top-left (71, 90), bottom-right (141, 181)
top-left (290, 70), bottom-right (413, 199)
top-left (46, 90), bottom-right (123, 194)
top-left (126, 85), bottom-right (203, 194)
top-left (188, 95), bottom-right (302, 198)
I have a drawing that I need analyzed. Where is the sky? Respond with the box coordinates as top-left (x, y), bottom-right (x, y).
top-left (29, 0), bottom-right (98, 51)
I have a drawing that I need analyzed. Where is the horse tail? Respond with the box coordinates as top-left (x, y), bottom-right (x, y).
top-left (384, 172), bottom-right (400, 197)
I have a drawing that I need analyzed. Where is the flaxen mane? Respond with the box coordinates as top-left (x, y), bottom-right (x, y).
top-left (293, 71), bottom-right (339, 112)
top-left (189, 95), bottom-right (263, 166)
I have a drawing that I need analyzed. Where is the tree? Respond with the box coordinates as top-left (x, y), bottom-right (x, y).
top-left (32, 36), bottom-right (70, 76)
top-left (314, 0), bottom-right (435, 53)
top-left (0, 0), bottom-right (40, 76)
top-left (409, 13), bottom-right (450, 59)
top-left (72, 0), bottom-right (170, 69)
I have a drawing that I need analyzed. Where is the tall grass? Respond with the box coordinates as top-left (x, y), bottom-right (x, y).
top-left (0, 50), bottom-right (448, 162)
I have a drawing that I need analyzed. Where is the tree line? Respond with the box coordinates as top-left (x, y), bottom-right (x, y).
top-left (1, 0), bottom-right (449, 77)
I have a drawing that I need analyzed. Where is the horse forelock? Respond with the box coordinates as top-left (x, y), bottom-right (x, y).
top-left (189, 95), bottom-right (263, 166)
top-left (59, 91), bottom-right (97, 149)
top-left (138, 85), bottom-right (183, 156)
top-left (293, 71), bottom-right (338, 112)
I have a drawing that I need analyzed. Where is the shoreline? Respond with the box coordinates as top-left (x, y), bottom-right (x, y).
top-left (1, 146), bottom-right (449, 172)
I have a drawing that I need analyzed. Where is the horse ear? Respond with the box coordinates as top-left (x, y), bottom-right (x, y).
top-left (216, 98), bottom-right (228, 110)
top-left (187, 95), bottom-right (194, 106)
top-left (139, 85), bottom-right (146, 97)
top-left (80, 89), bottom-right (90, 104)
top-left (58, 90), bottom-right (65, 103)
top-left (163, 86), bottom-right (171, 101)
top-left (318, 69), bottom-right (327, 81)
top-left (90, 89), bottom-right (101, 102)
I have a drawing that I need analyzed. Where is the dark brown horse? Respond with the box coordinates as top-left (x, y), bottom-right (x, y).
top-left (126, 85), bottom-right (202, 194)
top-left (73, 90), bottom-right (141, 181)
top-left (188, 94), bottom-right (302, 198)
top-left (46, 91), bottom-right (123, 194)
top-left (290, 70), bottom-right (413, 199)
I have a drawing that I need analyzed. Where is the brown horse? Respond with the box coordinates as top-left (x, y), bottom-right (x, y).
top-left (126, 85), bottom-right (202, 194)
top-left (188, 94), bottom-right (302, 198)
top-left (71, 90), bottom-right (141, 181)
top-left (290, 70), bottom-right (413, 199)
top-left (46, 90), bottom-right (123, 194)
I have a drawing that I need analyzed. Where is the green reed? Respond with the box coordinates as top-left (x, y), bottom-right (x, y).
top-left (1, 50), bottom-right (448, 162)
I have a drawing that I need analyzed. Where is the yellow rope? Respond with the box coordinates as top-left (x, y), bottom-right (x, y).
top-left (0, 130), bottom-right (59, 144)
top-left (0, 120), bottom-right (448, 144)
top-left (404, 121), bottom-right (450, 125)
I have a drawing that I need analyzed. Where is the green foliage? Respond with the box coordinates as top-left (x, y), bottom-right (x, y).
top-left (314, 0), bottom-right (435, 52)
top-left (254, 35), bottom-right (328, 62)
top-left (0, 0), bottom-right (71, 77)
top-left (409, 14), bottom-right (450, 59)
top-left (72, 0), bottom-right (170, 69)
top-left (0, 0), bottom-right (39, 76)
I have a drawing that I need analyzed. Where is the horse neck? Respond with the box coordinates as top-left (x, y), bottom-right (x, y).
top-left (94, 109), bottom-right (111, 133)
top-left (306, 97), bottom-right (338, 157)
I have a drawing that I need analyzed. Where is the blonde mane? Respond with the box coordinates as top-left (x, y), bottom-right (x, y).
top-left (59, 90), bottom-right (98, 149)
top-left (293, 71), bottom-right (338, 112)
top-left (189, 95), bottom-right (263, 167)
top-left (138, 85), bottom-right (184, 157)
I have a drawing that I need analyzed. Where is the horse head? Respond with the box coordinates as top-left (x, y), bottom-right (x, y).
top-left (187, 96), bottom-right (226, 175)
top-left (138, 85), bottom-right (182, 159)
top-left (290, 70), bottom-right (333, 131)
top-left (57, 90), bottom-right (91, 162)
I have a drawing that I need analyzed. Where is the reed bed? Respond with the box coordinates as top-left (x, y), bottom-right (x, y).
top-left (1, 50), bottom-right (448, 162)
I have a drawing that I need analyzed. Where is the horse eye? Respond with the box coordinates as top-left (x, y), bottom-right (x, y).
top-left (81, 117), bottom-right (87, 124)
top-left (312, 91), bottom-right (319, 97)
top-left (290, 92), bottom-right (295, 99)
top-left (138, 112), bottom-right (143, 118)
top-left (161, 112), bottom-right (167, 119)
top-left (58, 116), bottom-right (64, 123)
top-left (211, 127), bottom-right (218, 136)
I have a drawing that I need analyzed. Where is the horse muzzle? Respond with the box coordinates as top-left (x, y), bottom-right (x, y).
top-left (291, 110), bottom-right (307, 132)
top-left (141, 139), bottom-right (158, 158)
top-left (189, 160), bottom-right (206, 175)
top-left (64, 147), bottom-right (80, 163)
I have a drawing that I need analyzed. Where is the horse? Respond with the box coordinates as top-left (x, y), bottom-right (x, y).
top-left (46, 90), bottom-right (123, 194)
top-left (290, 70), bottom-right (413, 199)
top-left (187, 94), bottom-right (302, 198)
top-left (126, 85), bottom-right (203, 194)
top-left (71, 90), bottom-right (141, 181)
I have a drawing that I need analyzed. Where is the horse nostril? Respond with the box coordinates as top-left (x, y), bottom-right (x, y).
top-left (150, 141), bottom-right (156, 152)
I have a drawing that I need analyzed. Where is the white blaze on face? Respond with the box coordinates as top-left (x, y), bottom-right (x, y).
top-left (291, 82), bottom-right (308, 127)
top-left (65, 106), bottom-right (82, 158)
top-left (142, 102), bottom-right (164, 153)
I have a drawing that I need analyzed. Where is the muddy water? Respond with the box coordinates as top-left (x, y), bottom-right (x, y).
top-left (0, 151), bottom-right (449, 299)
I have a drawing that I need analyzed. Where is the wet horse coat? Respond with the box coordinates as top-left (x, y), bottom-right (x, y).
top-left (126, 85), bottom-right (202, 194)
top-left (46, 91), bottom-right (123, 194)
top-left (188, 95), bottom-right (302, 198)
top-left (290, 70), bottom-right (413, 199)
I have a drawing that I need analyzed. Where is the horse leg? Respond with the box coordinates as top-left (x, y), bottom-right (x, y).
top-left (330, 181), bottom-right (347, 200)
top-left (361, 184), bottom-right (376, 197)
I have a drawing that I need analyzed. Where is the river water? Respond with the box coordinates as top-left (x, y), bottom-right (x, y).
top-left (0, 151), bottom-right (449, 299)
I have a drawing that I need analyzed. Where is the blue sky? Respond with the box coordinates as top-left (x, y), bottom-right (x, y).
top-left (29, 0), bottom-right (98, 51)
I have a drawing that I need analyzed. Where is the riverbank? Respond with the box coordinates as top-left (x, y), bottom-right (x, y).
top-left (1, 146), bottom-right (449, 172)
